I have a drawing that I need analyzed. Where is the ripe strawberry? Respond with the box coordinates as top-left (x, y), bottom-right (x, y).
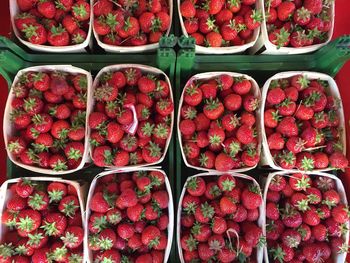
top-left (281, 203), bottom-right (303, 228)
top-left (331, 204), bottom-right (350, 224)
top-left (277, 1), bottom-right (296, 21)
top-left (72, 0), bottom-right (90, 21)
top-left (58, 195), bottom-right (79, 217)
top-left (329, 151), bottom-right (348, 169)
top-left (270, 244), bottom-right (295, 262)
top-left (37, 0), bottom-right (56, 19)
top-left (304, 0), bottom-right (323, 15)
top-left (268, 28), bottom-right (290, 48)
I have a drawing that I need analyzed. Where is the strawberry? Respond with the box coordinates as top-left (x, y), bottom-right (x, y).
top-left (270, 244), bottom-right (294, 262)
top-left (303, 0), bottom-right (323, 15)
top-left (7, 137), bottom-right (27, 156)
top-left (268, 28), bottom-right (290, 48)
top-left (245, 10), bottom-right (263, 30)
top-left (90, 192), bottom-right (110, 214)
top-left (96, 249), bottom-right (121, 262)
top-left (31, 248), bottom-right (51, 263)
top-left (331, 204), bottom-right (350, 224)
top-left (58, 195), bottom-right (79, 217)
top-left (266, 202), bottom-right (280, 220)
top-left (16, 209), bottom-right (42, 233)
top-left (72, 0), bottom-right (90, 21)
top-left (27, 191), bottom-right (49, 211)
top-left (15, 179), bottom-right (35, 198)
top-left (277, 1), bottom-right (296, 21)
top-left (264, 108), bottom-right (281, 128)
top-left (180, 0), bottom-right (196, 18)
top-left (37, 0), bottom-right (56, 19)
top-left (329, 151), bottom-right (349, 169)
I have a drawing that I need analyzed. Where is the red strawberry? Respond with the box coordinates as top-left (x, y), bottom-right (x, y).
top-left (90, 192), bottom-right (110, 213)
top-left (329, 151), bottom-right (348, 169)
top-left (58, 195), bottom-right (79, 217)
top-left (304, 0), bottom-right (323, 15)
top-left (37, 0), bottom-right (56, 19)
top-left (180, 0), bottom-right (196, 18)
top-left (72, 0), bottom-right (90, 21)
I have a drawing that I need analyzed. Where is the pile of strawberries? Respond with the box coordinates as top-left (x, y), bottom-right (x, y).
top-left (179, 174), bottom-right (263, 262)
top-left (179, 0), bottom-right (261, 47)
top-left (263, 74), bottom-right (348, 170)
top-left (179, 74), bottom-right (260, 171)
top-left (93, 0), bottom-right (171, 47)
top-left (7, 69), bottom-right (88, 171)
top-left (0, 179), bottom-right (83, 263)
top-left (265, 0), bottom-right (333, 48)
top-left (89, 67), bottom-right (173, 167)
top-left (87, 171), bottom-right (170, 262)
top-left (14, 0), bottom-right (90, 46)
top-left (266, 173), bottom-right (349, 262)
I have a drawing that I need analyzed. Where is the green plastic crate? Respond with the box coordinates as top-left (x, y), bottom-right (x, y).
top-left (173, 35), bottom-right (350, 262)
top-left (0, 36), bottom-right (178, 263)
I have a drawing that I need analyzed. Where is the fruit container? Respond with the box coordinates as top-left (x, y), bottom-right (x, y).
top-left (9, 0), bottom-right (93, 53)
top-left (177, 71), bottom-right (262, 173)
top-left (177, 0), bottom-right (263, 54)
top-left (84, 167), bottom-right (174, 263)
top-left (89, 63), bottom-right (174, 169)
top-left (93, 0), bottom-right (173, 53)
top-left (260, 71), bottom-right (346, 172)
top-left (252, 0), bottom-right (335, 55)
top-left (3, 65), bottom-right (93, 175)
top-left (262, 171), bottom-right (349, 263)
top-left (177, 172), bottom-right (265, 263)
top-left (0, 177), bottom-right (87, 262)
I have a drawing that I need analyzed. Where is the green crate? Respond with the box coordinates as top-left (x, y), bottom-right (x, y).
top-left (0, 36), bottom-right (178, 263)
top-left (173, 35), bottom-right (350, 262)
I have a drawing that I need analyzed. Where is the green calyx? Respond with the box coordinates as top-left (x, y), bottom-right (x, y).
top-left (51, 245), bottom-right (68, 261)
top-left (97, 237), bottom-right (114, 250)
top-left (72, 4), bottom-right (88, 18)
top-left (154, 123), bottom-right (169, 139)
top-left (7, 139), bottom-right (24, 154)
top-left (32, 143), bottom-right (49, 153)
top-left (187, 177), bottom-right (199, 191)
top-left (41, 221), bottom-right (59, 236)
top-left (201, 202), bottom-right (215, 218)
top-left (184, 107), bottom-right (197, 120)
top-left (147, 142), bottom-right (162, 157)
top-left (61, 231), bottom-right (78, 248)
top-left (52, 159), bottom-right (68, 171)
top-left (0, 243), bottom-right (14, 259)
top-left (300, 157), bottom-right (315, 171)
top-left (27, 232), bottom-right (44, 246)
top-left (48, 190), bottom-right (64, 203)
top-left (221, 179), bottom-right (235, 191)
top-left (50, 24), bottom-right (67, 36)
top-left (185, 84), bottom-right (199, 96)
top-left (184, 202), bottom-right (197, 215)
top-left (273, 28), bottom-right (290, 49)
top-left (16, 216), bottom-right (34, 232)
top-left (67, 148), bottom-right (83, 161)
top-left (199, 153), bottom-right (209, 167)
top-left (69, 253), bottom-right (83, 263)
top-left (105, 13), bottom-right (119, 32)
top-left (28, 193), bottom-right (47, 210)
top-left (22, 24), bottom-right (39, 39)
top-left (61, 200), bottom-right (79, 218)
top-left (185, 234), bottom-right (198, 252)
top-left (269, 245), bottom-right (285, 263)
top-left (92, 216), bottom-right (108, 233)
top-left (205, 98), bottom-right (220, 110)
